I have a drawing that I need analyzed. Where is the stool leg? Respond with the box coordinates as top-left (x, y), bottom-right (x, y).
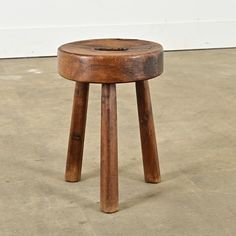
top-left (65, 82), bottom-right (89, 182)
top-left (135, 80), bottom-right (161, 183)
top-left (100, 84), bottom-right (119, 213)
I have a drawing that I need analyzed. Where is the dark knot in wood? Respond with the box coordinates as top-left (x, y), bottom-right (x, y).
top-left (72, 133), bottom-right (82, 141)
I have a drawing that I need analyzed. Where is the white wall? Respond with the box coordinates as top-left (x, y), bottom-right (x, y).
top-left (1, 0), bottom-right (236, 58)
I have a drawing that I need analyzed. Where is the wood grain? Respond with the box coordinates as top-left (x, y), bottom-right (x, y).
top-left (58, 38), bottom-right (163, 83)
top-left (100, 84), bottom-right (119, 213)
top-left (58, 38), bottom-right (164, 213)
top-left (136, 80), bottom-right (161, 183)
top-left (65, 82), bottom-right (89, 182)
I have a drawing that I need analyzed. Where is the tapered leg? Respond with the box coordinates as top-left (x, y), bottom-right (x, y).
top-left (135, 80), bottom-right (161, 183)
top-left (100, 84), bottom-right (118, 213)
top-left (65, 82), bottom-right (89, 182)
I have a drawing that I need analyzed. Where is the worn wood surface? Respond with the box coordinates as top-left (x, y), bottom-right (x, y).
top-left (100, 84), bottom-right (119, 213)
top-left (65, 82), bottom-right (89, 182)
top-left (59, 38), bottom-right (163, 213)
top-left (136, 80), bottom-right (161, 183)
top-left (58, 38), bottom-right (163, 83)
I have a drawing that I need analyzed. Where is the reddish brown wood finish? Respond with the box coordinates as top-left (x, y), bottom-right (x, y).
top-left (58, 38), bottom-right (163, 83)
top-left (100, 84), bottom-right (118, 213)
top-left (58, 38), bottom-right (163, 213)
top-left (65, 82), bottom-right (89, 182)
top-left (136, 80), bottom-right (161, 183)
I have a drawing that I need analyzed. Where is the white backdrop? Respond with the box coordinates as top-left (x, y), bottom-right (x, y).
top-left (1, 0), bottom-right (236, 58)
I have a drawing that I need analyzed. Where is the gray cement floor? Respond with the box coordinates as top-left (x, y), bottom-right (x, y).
top-left (0, 49), bottom-right (236, 236)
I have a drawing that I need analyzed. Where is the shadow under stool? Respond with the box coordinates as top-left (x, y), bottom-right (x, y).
top-left (58, 38), bottom-right (164, 213)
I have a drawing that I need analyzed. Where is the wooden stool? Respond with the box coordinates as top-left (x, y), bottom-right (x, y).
top-left (58, 38), bottom-right (163, 213)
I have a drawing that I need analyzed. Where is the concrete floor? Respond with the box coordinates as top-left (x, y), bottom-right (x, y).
top-left (0, 48), bottom-right (236, 236)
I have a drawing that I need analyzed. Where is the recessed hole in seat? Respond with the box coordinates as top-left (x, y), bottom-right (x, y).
top-left (95, 47), bottom-right (128, 51)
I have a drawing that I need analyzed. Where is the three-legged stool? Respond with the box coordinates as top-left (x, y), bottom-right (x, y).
top-left (58, 38), bottom-right (164, 213)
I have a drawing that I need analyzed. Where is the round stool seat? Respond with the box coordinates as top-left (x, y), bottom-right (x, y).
top-left (58, 38), bottom-right (163, 83)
